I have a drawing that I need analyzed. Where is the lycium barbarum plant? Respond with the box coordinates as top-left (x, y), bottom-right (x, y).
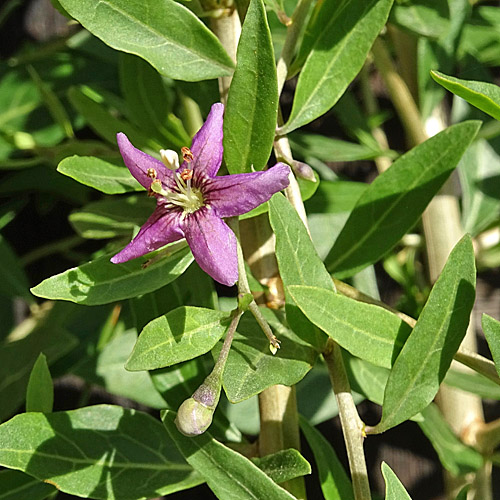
top-left (2, 0), bottom-right (500, 499)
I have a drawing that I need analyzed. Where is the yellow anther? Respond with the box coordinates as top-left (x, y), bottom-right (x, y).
top-left (181, 147), bottom-right (194, 163)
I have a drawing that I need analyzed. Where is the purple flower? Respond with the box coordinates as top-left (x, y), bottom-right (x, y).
top-left (111, 103), bottom-right (291, 286)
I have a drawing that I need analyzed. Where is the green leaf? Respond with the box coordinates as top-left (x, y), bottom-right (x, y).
top-left (290, 132), bottom-right (386, 162)
top-left (373, 235), bottom-right (476, 434)
top-left (381, 462), bottom-right (412, 500)
top-left (0, 235), bottom-right (33, 303)
top-left (69, 195), bottom-right (154, 240)
top-left (299, 416), bottom-right (354, 500)
top-left (305, 180), bottom-right (367, 259)
top-left (119, 54), bottom-right (190, 149)
top-left (0, 406), bottom-right (202, 499)
top-left (68, 85), bottom-right (158, 150)
top-left (444, 368), bottom-right (500, 400)
top-left (458, 139), bottom-right (500, 236)
top-left (281, 0), bottom-right (393, 133)
top-left (269, 193), bottom-right (333, 350)
top-left (251, 449), bottom-right (311, 484)
top-left (58, 155), bottom-right (142, 194)
top-left (343, 353), bottom-right (389, 406)
top-left (288, 285), bottom-right (411, 369)
top-left (31, 245), bottom-right (193, 305)
top-left (482, 314), bottom-right (500, 378)
top-left (217, 310), bottom-right (316, 402)
top-left (74, 329), bottom-right (167, 408)
top-left (390, 0), bottom-right (450, 38)
top-left (418, 404), bottom-right (482, 476)
top-left (126, 307), bottom-right (230, 371)
top-left (224, 0), bottom-right (277, 173)
top-left (162, 411), bottom-right (295, 499)
top-left (431, 70), bottom-right (500, 121)
top-left (26, 354), bottom-right (53, 413)
top-left (325, 121), bottom-right (481, 278)
top-left (0, 469), bottom-right (55, 500)
top-left (58, 0), bottom-right (234, 81)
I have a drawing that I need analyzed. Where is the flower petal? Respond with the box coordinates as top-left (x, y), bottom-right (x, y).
top-left (187, 103), bottom-right (224, 178)
top-left (184, 209), bottom-right (238, 286)
top-left (207, 163), bottom-right (291, 218)
top-left (117, 133), bottom-right (173, 189)
top-left (111, 206), bottom-right (184, 263)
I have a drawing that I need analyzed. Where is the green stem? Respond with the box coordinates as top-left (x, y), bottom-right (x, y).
top-left (227, 217), bottom-right (280, 350)
top-left (371, 37), bottom-right (427, 147)
top-left (323, 339), bottom-right (371, 500)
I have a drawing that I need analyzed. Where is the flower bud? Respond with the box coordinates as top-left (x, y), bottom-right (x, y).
top-left (160, 149), bottom-right (180, 170)
top-left (175, 397), bottom-right (214, 436)
top-left (292, 160), bottom-right (316, 182)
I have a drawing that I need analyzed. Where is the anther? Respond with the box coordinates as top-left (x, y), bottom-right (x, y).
top-left (180, 169), bottom-right (193, 181)
top-left (181, 147), bottom-right (194, 163)
top-left (147, 168), bottom-right (157, 179)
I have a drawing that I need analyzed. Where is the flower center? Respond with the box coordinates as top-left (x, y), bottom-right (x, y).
top-left (150, 153), bottom-right (205, 216)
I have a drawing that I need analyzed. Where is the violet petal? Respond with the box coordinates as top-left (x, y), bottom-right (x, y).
top-left (110, 206), bottom-right (184, 263)
top-left (183, 208), bottom-right (238, 286)
top-left (117, 133), bottom-right (174, 189)
top-left (207, 163), bottom-right (291, 218)
top-left (187, 103), bottom-right (224, 178)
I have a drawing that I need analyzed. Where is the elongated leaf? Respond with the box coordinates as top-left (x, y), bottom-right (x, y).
top-left (382, 462), bottom-right (411, 500)
top-left (31, 245), bottom-right (193, 305)
top-left (482, 314), bottom-right (500, 378)
top-left (290, 132), bottom-right (386, 163)
top-left (68, 86), bottom-right (158, 150)
top-left (0, 328), bottom-right (77, 422)
top-left (126, 307), bottom-right (230, 371)
top-left (0, 470), bottom-right (55, 500)
top-left (458, 139), bottom-right (500, 236)
top-left (0, 406), bottom-right (202, 499)
top-left (163, 411), bottom-right (295, 500)
top-left (69, 195), bottom-right (154, 239)
top-left (326, 121), bottom-right (481, 278)
top-left (418, 404), bottom-right (482, 476)
top-left (281, 0), bottom-right (393, 134)
top-left (288, 285), bottom-right (411, 369)
top-left (269, 193), bottom-right (332, 350)
top-left (217, 310), bottom-right (316, 402)
top-left (390, 0), bottom-right (450, 38)
top-left (251, 449), bottom-right (311, 484)
top-left (343, 353), bottom-right (389, 406)
top-left (431, 70), bottom-right (500, 121)
top-left (58, 0), bottom-right (234, 81)
top-left (26, 354), bottom-right (53, 413)
top-left (119, 54), bottom-right (190, 149)
top-left (299, 416), bottom-right (354, 500)
top-left (58, 156), bottom-right (142, 194)
top-left (444, 368), bottom-right (500, 400)
top-left (224, 0), bottom-right (277, 173)
top-left (373, 236), bottom-right (475, 434)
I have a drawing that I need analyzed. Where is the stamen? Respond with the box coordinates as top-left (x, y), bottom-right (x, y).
top-left (181, 147), bottom-right (194, 163)
top-left (147, 168), bottom-right (157, 179)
